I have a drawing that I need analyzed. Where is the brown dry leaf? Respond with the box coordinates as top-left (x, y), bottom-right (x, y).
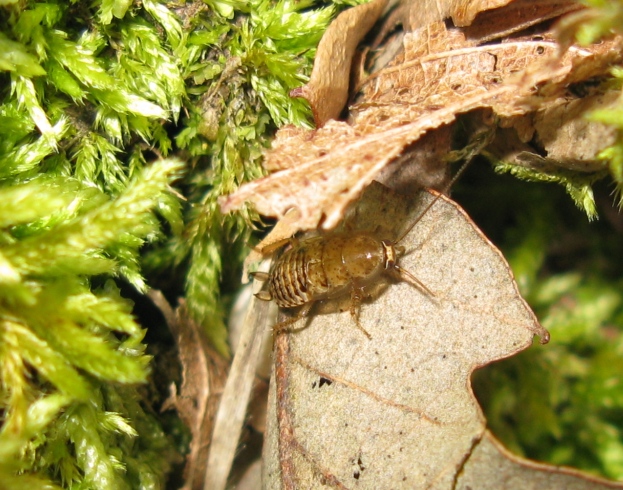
top-left (404, 0), bottom-right (511, 29)
top-left (220, 10), bottom-right (623, 240)
top-left (529, 89), bottom-right (618, 169)
top-left (487, 87), bottom-right (619, 174)
top-left (459, 431), bottom-right (623, 489)
top-left (150, 292), bottom-right (229, 490)
top-left (261, 184), bottom-right (622, 489)
top-left (217, 3), bottom-right (623, 488)
top-left (299, 0), bottom-right (533, 126)
top-left (461, 0), bottom-right (582, 44)
top-left (292, 0), bottom-right (388, 126)
top-left (352, 23), bottom-right (622, 127)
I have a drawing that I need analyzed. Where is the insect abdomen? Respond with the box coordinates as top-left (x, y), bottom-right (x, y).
top-left (267, 235), bottom-right (385, 309)
top-left (268, 241), bottom-right (319, 308)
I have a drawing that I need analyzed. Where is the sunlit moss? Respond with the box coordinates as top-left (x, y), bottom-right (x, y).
top-left (0, 0), bottom-right (358, 486)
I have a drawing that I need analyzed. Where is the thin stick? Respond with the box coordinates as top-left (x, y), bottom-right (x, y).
top-left (204, 268), bottom-right (275, 490)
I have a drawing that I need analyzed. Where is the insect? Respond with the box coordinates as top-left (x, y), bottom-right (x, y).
top-left (252, 163), bottom-right (470, 338)
top-left (253, 231), bottom-right (433, 338)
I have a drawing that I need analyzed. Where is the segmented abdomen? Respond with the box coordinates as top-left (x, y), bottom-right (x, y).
top-left (268, 238), bottom-right (326, 308)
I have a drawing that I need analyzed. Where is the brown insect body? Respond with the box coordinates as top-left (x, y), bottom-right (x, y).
top-left (267, 234), bottom-right (391, 308)
top-left (255, 230), bottom-right (430, 338)
top-left (252, 162), bottom-right (473, 339)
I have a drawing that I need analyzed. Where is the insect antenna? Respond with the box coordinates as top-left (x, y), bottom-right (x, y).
top-left (393, 265), bottom-right (436, 297)
top-left (394, 158), bottom-right (474, 245)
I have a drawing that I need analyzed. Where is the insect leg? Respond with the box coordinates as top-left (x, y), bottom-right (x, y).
top-left (255, 290), bottom-right (272, 301)
top-left (272, 301), bottom-right (315, 335)
top-left (251, 271), bottom-right (273, 301)
top-left (250, 271), bottom-right (270, 282)
top-left (350, 287), bottom-right (372, 340)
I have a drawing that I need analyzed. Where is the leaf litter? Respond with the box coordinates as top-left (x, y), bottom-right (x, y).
top-left (219, 3), bottom-right (623, 240)
top-left (149, 292), bottom-right (229, 490)
top-left (263, 183), bottom-right (623, 489)
top-left (211, 0), bottom-right (623, 488)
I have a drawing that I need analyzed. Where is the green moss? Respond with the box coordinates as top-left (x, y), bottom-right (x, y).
top-left (143, 0), bottom-right (353, 355)
top-left (491, 158), bottom-right (604, 221)
top-left (0, 159), bottom-right (183, 488)
top-left (3, 0), bottom-right (622, 486)
top-left (0, 0), bottom-right (359, 486)
top-left (461, 166), bottom-right (623, 481)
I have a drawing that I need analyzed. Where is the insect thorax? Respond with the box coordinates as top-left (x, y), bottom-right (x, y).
top-left (338, 234), bottom-right (386, 283)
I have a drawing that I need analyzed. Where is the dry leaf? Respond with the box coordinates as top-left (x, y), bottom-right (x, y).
top-left (404, 0), bottom-right (512, 29)
top-left (291, 0), bottom-right (388, 126)
top-left (461, 0), bottom-right (582, 44)
top-left (220, 11), bottom-right (623, 239)
top-left (488, 88), bottom-right (619, 174)
top-left (532, 89), bottom-right (618, 168)
top-left (259, 183), bottom-right (623, 489)
top-left (458, 431), bottom-right (623, 489)
top-left (150, 292), bottom-right (228, 490)
top-left (352, 23), bottom-right (622, 125)
top-left (215, 3), bottom-right (623, 487)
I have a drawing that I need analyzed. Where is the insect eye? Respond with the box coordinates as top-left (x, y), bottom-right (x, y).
top-left (381, 240), bottom-right (397, 269)
top-left (395, 245), bottom-right (406, 256)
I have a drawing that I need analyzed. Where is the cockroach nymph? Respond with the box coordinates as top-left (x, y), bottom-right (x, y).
top-left (252, 231), bottom-right (433, 339)
top-left (253, 164), bottom-right (469, 339)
